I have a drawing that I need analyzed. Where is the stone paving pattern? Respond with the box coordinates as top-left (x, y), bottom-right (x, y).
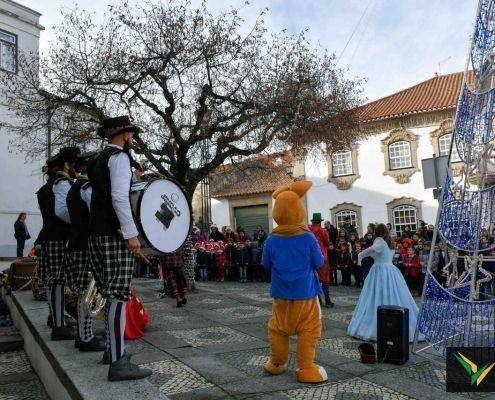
top-left (0, 326), bottom-right (48, 399)
top-left (127, 279), bottom-right (495, 400)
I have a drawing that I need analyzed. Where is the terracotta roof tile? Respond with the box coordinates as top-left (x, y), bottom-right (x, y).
top-left (359, 71), bottom-right (473, 123)
top-left (211, 166), bottom-right (293, 198)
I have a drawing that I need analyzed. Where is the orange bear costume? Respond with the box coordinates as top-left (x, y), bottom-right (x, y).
top-left (262, 181), bottom-right (328, 383)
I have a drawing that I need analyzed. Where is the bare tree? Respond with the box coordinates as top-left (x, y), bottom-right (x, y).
top-left (1, 0), bottom-right (364, 197)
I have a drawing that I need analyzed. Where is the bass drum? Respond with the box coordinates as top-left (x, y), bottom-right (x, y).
top-left (130, 178), bottom-right (192, 254)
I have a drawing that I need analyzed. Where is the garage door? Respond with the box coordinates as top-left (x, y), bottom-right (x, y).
top-left (234, 204), bottom-right (269, 238)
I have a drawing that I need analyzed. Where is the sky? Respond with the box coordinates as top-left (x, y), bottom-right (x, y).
top-left (16, 0), bottom-right (476, 102)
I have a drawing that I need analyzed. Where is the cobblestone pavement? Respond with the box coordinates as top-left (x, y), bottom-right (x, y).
top-left (0, 327), bottom-right (48, 400)
top-left (131, 279), bottom-right (493, 400)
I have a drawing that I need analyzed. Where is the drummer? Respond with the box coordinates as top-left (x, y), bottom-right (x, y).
top-left (88, 116), bottom-right (152, 381)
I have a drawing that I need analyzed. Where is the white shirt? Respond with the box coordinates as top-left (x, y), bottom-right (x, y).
top-left (107, 144), bottom-right (139, 239)
top-left (53, 176), bottom-right (72, 224)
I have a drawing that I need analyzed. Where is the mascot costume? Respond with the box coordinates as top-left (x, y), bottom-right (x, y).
top-left (262, 181), bottom-right (328, 383)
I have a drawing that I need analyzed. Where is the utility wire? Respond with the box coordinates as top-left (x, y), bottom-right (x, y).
top-left (336, 0), bottom-right (375, 65)
top-left (349, 0), bottom-right (378, 65)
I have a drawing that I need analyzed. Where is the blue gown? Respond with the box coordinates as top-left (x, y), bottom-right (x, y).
top-left (347, 237), bottom-right (419, 342)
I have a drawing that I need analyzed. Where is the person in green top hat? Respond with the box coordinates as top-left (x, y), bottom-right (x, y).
top-left (309, 212), bottom-right (334, 307)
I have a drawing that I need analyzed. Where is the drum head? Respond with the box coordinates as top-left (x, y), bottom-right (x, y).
top-left (138, 179), bottom-right (191, 253)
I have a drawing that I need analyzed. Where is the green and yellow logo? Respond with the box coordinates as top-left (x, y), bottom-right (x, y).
top-left (455, 352), bottom-right (495, 387)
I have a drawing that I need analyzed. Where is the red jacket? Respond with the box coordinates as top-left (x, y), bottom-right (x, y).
top-left (215, 252), bottom-right (227, 269)
top-left (402, 254), bottom-right (421, 277)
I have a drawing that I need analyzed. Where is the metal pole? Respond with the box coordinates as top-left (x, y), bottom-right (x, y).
top-left (46, 104), bottom-right (52, 158)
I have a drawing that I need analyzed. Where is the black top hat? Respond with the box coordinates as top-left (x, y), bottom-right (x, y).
top-left (75, 151), bottom-right (98, 168)
top-left (97, 116), bottom-right (141, 139)
top-left (57, 146), bottom-right (81, 163)
top-left (45, 154), bottom-right (59, 168)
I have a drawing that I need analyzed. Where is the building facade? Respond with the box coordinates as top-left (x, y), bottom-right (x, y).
top-left (210, 72), bottom-right (465, 238)
top-left (0, 0), bottom-right (44, 256)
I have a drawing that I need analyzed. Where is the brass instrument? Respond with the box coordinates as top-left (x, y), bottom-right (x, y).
top-left (83, 274), bottom-right (106, 317)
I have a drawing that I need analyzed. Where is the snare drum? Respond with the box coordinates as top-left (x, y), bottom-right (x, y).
top-left (130, 178), bottom-right (192, 254)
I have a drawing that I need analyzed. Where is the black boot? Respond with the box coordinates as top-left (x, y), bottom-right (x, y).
top-left (79, 337), bottom-right (107, 352)
top-left (47, 314), bottom-right (53, 328)
top-left (51, 326), bottom-right (76, 341)
top-left (108, 354), bottom-right (152, 381)
top-left (74, 338), bottom-right (81, 348)
top-left (102, 350), bottom-right (127, 365)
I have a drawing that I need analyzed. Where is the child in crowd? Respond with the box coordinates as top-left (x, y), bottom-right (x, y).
top-left (403, 247), bottom-right (421, 296)
top-left (195, 243), bottom-right (209, 281)
top-left (206, 241), bottom-right (217, 281)
top-left (336, 229), bottom-right (349, 249)
top-left (237, 242), bottom-right (249, 283)
top-left (393, 242), bottom-right (404, 273)
top-left (225, 239), bottom-right (237, 281)
top-left (338, 243), bottom-right (352, 286)
top-left (327, 242), bottom-right (339, 286)
top-left (214, 242), bottom-right (227, 282)
top-left (351, 242), bottom-right (363, 288)
top-left (361, 236), bottom-right (375, 281)
top-left (348, 233), bottom-right (359, 253)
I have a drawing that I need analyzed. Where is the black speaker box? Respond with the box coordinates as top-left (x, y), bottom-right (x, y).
top-left (377, 305), bottom-right (409, 365)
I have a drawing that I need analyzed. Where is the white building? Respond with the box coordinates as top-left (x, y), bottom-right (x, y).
top-left (210, 72), bottom-right (464, 237)
top-left (0, 0), bottom-right (44, 256)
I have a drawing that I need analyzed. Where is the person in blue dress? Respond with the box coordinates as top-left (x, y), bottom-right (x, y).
top-left (347, 223), bottom-right (420, 342)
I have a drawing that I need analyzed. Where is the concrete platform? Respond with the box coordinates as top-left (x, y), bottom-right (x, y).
top-left (6, 291), bottom-right (169, 400)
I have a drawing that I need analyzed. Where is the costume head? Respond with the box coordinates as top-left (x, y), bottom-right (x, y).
top-left (272, 181), bottom-right (312, 226)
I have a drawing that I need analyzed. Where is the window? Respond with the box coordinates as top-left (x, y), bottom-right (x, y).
top-left (335, 210), bottom-right (358, 230)
top-left (392, 205), bottom-right (417, 237)
top-left (438, 133), bottom-right (461, 162)
top-left (0, 29), bottom-right (17, 73)
top-left (388, 141), bottom-right (412, 170)
top-left (331, 150), bottom-right (353, 177)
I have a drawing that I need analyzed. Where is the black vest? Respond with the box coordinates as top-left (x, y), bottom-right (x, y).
top-left (36, 173), bottom-right (72, 241)
top-left (88, 146), bottom-right (132, 236)
top-left (67, 177), bottom-right (90, 251)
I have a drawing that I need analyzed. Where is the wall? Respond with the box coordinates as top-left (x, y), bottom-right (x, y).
top-left (305, 124), bottom-right (440, 232)
top-left (211, 198), bottom-right (230, 229)
top-left (0, 1), bottom-right (44, 256)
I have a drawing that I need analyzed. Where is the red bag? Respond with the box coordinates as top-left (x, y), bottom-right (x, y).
top-left (124, 289), bottom-right (151, 339)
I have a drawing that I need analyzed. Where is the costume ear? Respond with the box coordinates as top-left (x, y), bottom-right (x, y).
top-left (289, 180), bottom-right (312, 198)
top-left (272, 185), bottom-right (290, 199)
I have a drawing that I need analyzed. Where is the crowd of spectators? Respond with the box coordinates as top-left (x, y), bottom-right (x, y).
top-left (141, 215), bottom-right (487, 301)
top-left (191, 224), bottom-right (270, 283)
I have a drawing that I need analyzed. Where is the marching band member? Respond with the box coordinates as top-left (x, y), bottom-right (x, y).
top-left (66, 152), bottom-right (106, 352)
top-left (35, 155), bottom-right (61, 323)
top-left (37, 147), bottom-right (80, 340)
top-left (88, 116), bottom-right (152, 381)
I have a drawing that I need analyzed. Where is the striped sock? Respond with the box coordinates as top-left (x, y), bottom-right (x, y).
top-left (107, 299), bottom-right (126, 363)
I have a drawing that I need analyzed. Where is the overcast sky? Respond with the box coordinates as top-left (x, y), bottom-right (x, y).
top-left (16, 0), bottom-right (476, 102)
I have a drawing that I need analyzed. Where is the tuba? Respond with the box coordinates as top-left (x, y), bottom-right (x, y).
top-left (83, 275), bottom-right (106, 317)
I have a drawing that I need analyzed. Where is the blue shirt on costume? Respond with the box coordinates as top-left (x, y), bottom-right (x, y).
top-left (262, 232), bottom-right (323, 300)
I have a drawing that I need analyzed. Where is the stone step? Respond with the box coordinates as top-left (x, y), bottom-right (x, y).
top-left (0, 325), bottom-right (23, 353)
top-left (6, 290), bottom-right (169, 400)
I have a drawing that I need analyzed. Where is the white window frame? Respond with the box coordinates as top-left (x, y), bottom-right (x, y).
top-left (335, 209), bottom-right (358, 231)
top-left (0, 29), bottom-right (17, 73)
top-left (388, 140), bottom-right (412, 170)
top-left (438, 133), bottom-right (461, 162)
top-left (331, 150), bottom-right (353, 177)
top-left (392, 205), bottom-right (417, 237)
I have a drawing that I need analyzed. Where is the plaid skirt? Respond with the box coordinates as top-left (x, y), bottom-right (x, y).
top-left (36, 243), bottom-right (49, 285)
top-left (66, 250), bottom-right (93, 294)
top-left (45, 240), bottom-right (75, 287)
top-left (88, 235), bottom-right (135, 301)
